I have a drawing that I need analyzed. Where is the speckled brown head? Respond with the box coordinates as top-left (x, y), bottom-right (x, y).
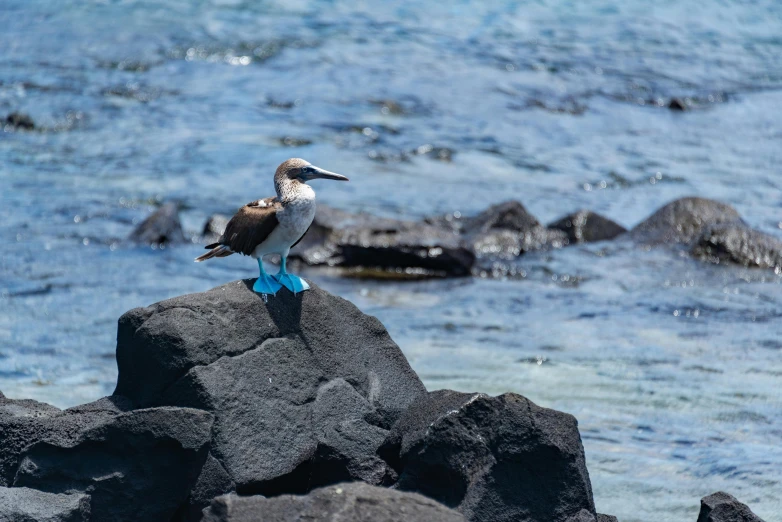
top-left (274, 158), bottom-right (349, 184)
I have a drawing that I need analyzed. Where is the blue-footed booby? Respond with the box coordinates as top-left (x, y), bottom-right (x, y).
top-left (195, 158), bottom-right (349, 295)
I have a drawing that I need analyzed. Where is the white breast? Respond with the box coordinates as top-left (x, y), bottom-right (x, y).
top-left (252, 185), bottom-right (316, 259)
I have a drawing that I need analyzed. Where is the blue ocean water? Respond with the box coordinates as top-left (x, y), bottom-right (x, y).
top-left (1, 1), bottom-right (781, 520)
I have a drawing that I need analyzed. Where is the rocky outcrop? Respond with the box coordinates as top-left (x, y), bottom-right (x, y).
top-left (628, 197), bottom-right (741, 245)
top-left (0, 487), bottom-right (90, 522)
top-left (379, 390), bottom-right (595, 522)
top-left (696, 492), bottom-right (764, 522)
top-left (692, 224), bottom-right (782, 269)
top-left (549, 210), bottom-right (627, 244)
top-left (201, 482), bottom-right (466, 522)
top-left (0, 394), bottom-right (212, 521)
top-left (128, 202), bottom-right (186, 245)
top-left (115, 281), bottom-right (426, 505)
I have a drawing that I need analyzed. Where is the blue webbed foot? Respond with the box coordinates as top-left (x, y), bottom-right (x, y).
top-left (253, 272), bottom-right (282, 295)
top-left (274, 272), bottom-right (310, 295)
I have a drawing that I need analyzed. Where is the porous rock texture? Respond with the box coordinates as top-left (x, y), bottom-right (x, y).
top-left (696, 491), bottom-right (765, 522)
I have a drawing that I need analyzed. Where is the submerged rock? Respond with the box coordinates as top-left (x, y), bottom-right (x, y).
top-left (380, 390), bottom-right (596, 522)
top-left (202, 482), bottom-right (465, 522)
top-left (0, 394), bottom-right (212, 521)
top-left (0, 487), bottom-right (90, 522)
top-left (629, 197), bottom-right (742, 245)
top-left (696, 491), bottom-right (764, 522)
top-left (5, 112), bottom-right (35, 130)
top-left (549, 210), bottom-right (627, 244)
top-left (692, 224), bottom-right (782, 270)
top-left (128, 202), bottom-right (186, 245)
top-left (115, 281), bottom-right (426, 501)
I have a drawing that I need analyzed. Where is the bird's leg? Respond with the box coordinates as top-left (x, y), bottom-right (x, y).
top-left (252, 258), bottom-right (282, 295)
top-left (273, 256), bottom-right (310, 295)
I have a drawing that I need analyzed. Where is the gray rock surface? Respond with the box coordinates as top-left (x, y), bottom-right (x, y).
top-left (692, 224), bottom-right (782, 269)
top-left (115, 281), bottom-right (426, 498)
top-left (0, 487), bottom-right (90, 522)
top-left (0, 394), bottom-right (212, 521)
top-left (549, 210), bottom-right (627, 244)
top-left (696, 492), bottom-right (764, 522)
top-left (380, 390), bottom-right (596, 522)
top-left (128, 201), bottom-right (185, 245)
top-left (629, 197), bottom-right (741, 245)
top-left (201, 482), bottom-right (465, 522)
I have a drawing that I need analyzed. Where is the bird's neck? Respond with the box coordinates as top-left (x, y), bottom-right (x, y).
top-left (275, 177), bottom-right (314, 204)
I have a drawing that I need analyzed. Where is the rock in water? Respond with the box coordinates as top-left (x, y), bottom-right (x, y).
top-left (128, 202), bottom-right (186, 245)
top-left (379, 390), bottom-right (596, 522)
top-left (0, 487), bottom-right (90, 522)
top-left (5, 112), bottom-right (35, 130)
top-left (692, 224), bottom-right (782, 269)
top-left (696, 492), bottom-right (765, 522)
top-left (201, 482), bottom-right (465, 522)
top-left (549, 210), bottom-right (627, 244)
top-left (629, 197), bottom-right (741, 245)
top-left (114, 281), bottom-right (426, 501)
top-left (0, 394), bottom-right (212, 521)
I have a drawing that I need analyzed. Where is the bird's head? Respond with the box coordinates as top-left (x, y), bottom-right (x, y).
top-left (275, 158), bottom-right (349, 184)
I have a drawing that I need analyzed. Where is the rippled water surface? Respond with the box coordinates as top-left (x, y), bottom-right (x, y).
top-left (2, 1), bottom-right (782, 520)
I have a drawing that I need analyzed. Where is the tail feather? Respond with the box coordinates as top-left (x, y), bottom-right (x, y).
top-left (195, 244), bottom-right (234, 262)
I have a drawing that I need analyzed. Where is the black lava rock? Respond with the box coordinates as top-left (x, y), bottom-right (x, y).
top-left (629, 197), bottom-right (742, 245)
top-left (380, 390), bottom-right (596, 522)
top-left (696, 491), bottom-right (764, 522)
top-left (201, 482), bottom-right (465, 522)
top-left (0, 394), bottom-right (212, 521)
top-left (128, 201), bottom-right (186, 245)
top-left (114, 281), bottom-right (426, 501)
top-left (5, 112), bottom-right (35, 130)
top-left (0, 487), bottom-right (90, 522)
top-left (692, 224), bottom-right (782, 270)
top-left (549, 210), bottom-right (627, 244)
top-left (668, 98), bottom-right (688, 111)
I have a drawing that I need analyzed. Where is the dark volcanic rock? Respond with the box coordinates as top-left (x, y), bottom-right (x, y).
top-left (549, 210), bottom-right (627, 244)
top-left (0, 487), bottom-right (90, 522)
top-left (380, 390), bottom-right (595, 522)
top-left (668, 98), bottom-right (688, 111)
top-left (201, 482), bottom-right (465, 522)
top-left (629, 197), bottom-right (742, 245)
top-left (696, 491), bottom-right (764, 522)
top-left (128, 202), bottom-right (185, 245)
top-left (564, 511), bottom-right (619, 522)
top-left (288, 206), bottom-right (475, 277)
top-left (692, 224), bottom-right (782, 270)
top-left (0, 394), bottom-right (212, 521)
top-left (5, 112), bottom-right (35, 130)
top-left (115, 281), bottom-right (426, 497)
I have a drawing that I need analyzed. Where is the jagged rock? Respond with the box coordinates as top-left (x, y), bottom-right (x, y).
top-left (629, 197), bottom-right (742, 245)
top-left (0, 394), bottom-right (212, 521)
top-left (5, 112), bottom-right (35, 130)
top-left (114, 281), bottom-right (426, 498)
top-left (174, 453), bottom-right (235, 522)
top-left (598, 515), bottom-right (619, 522)
top-left (201, 482), bottom-right (465, 522)
top-left (380, 390), bottom-right (595, 522)
top-left (696, 491), bottom-right (764, 522)
top-left (0, 487), bottom-right (90, 522)
top-left (549, 210), bottom-right (627, 244)
top-left (128, 202), bottom-right (185, 245)
top-left (692, 224), bottom-right (782, 269)
top-left (564, 510), bottom-right (619, 522)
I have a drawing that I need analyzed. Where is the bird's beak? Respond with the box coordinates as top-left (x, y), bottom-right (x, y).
top-left (302, 165), bottom-right (349, 182)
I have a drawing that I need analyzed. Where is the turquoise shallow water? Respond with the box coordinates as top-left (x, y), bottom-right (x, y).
top-left (1, 1), bottom-right (782, 520)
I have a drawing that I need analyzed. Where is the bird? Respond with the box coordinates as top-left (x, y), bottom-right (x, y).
top-left (195, 158), bottom-right (349, 295)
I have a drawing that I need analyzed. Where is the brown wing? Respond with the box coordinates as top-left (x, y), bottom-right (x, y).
top-left (219, 197), bottom-right (281, 256)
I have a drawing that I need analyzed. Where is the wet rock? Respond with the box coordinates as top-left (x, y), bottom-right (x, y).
top-left (629, 197), bottom-right (742, 245)
top-left (128, 202), bottom-right (185, 245)
top-left (0, 394), bottom-right (212, 521)
top-left (114, 281), bottom-right (426, 496)
top-left (0, 487), bottom-right (90, 522)
top-left (549, 210), bottom-right (627, 244)
top-left (202, 213), bottom-right (230, 243)
top-left (5, 112), bottom-right (35, 130)
top-left (380, 390), bottom-right (596, 522)
top-left (696, 491), bottom-right (764, 522)
top-left (202, 482), bottom-right (465, 522)
top-left (290, 206), bottom-right (475, 278)
top-left (668, 98), bottom-right (687, 111)
top-left (692, 224), bottom-right (782, 269)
